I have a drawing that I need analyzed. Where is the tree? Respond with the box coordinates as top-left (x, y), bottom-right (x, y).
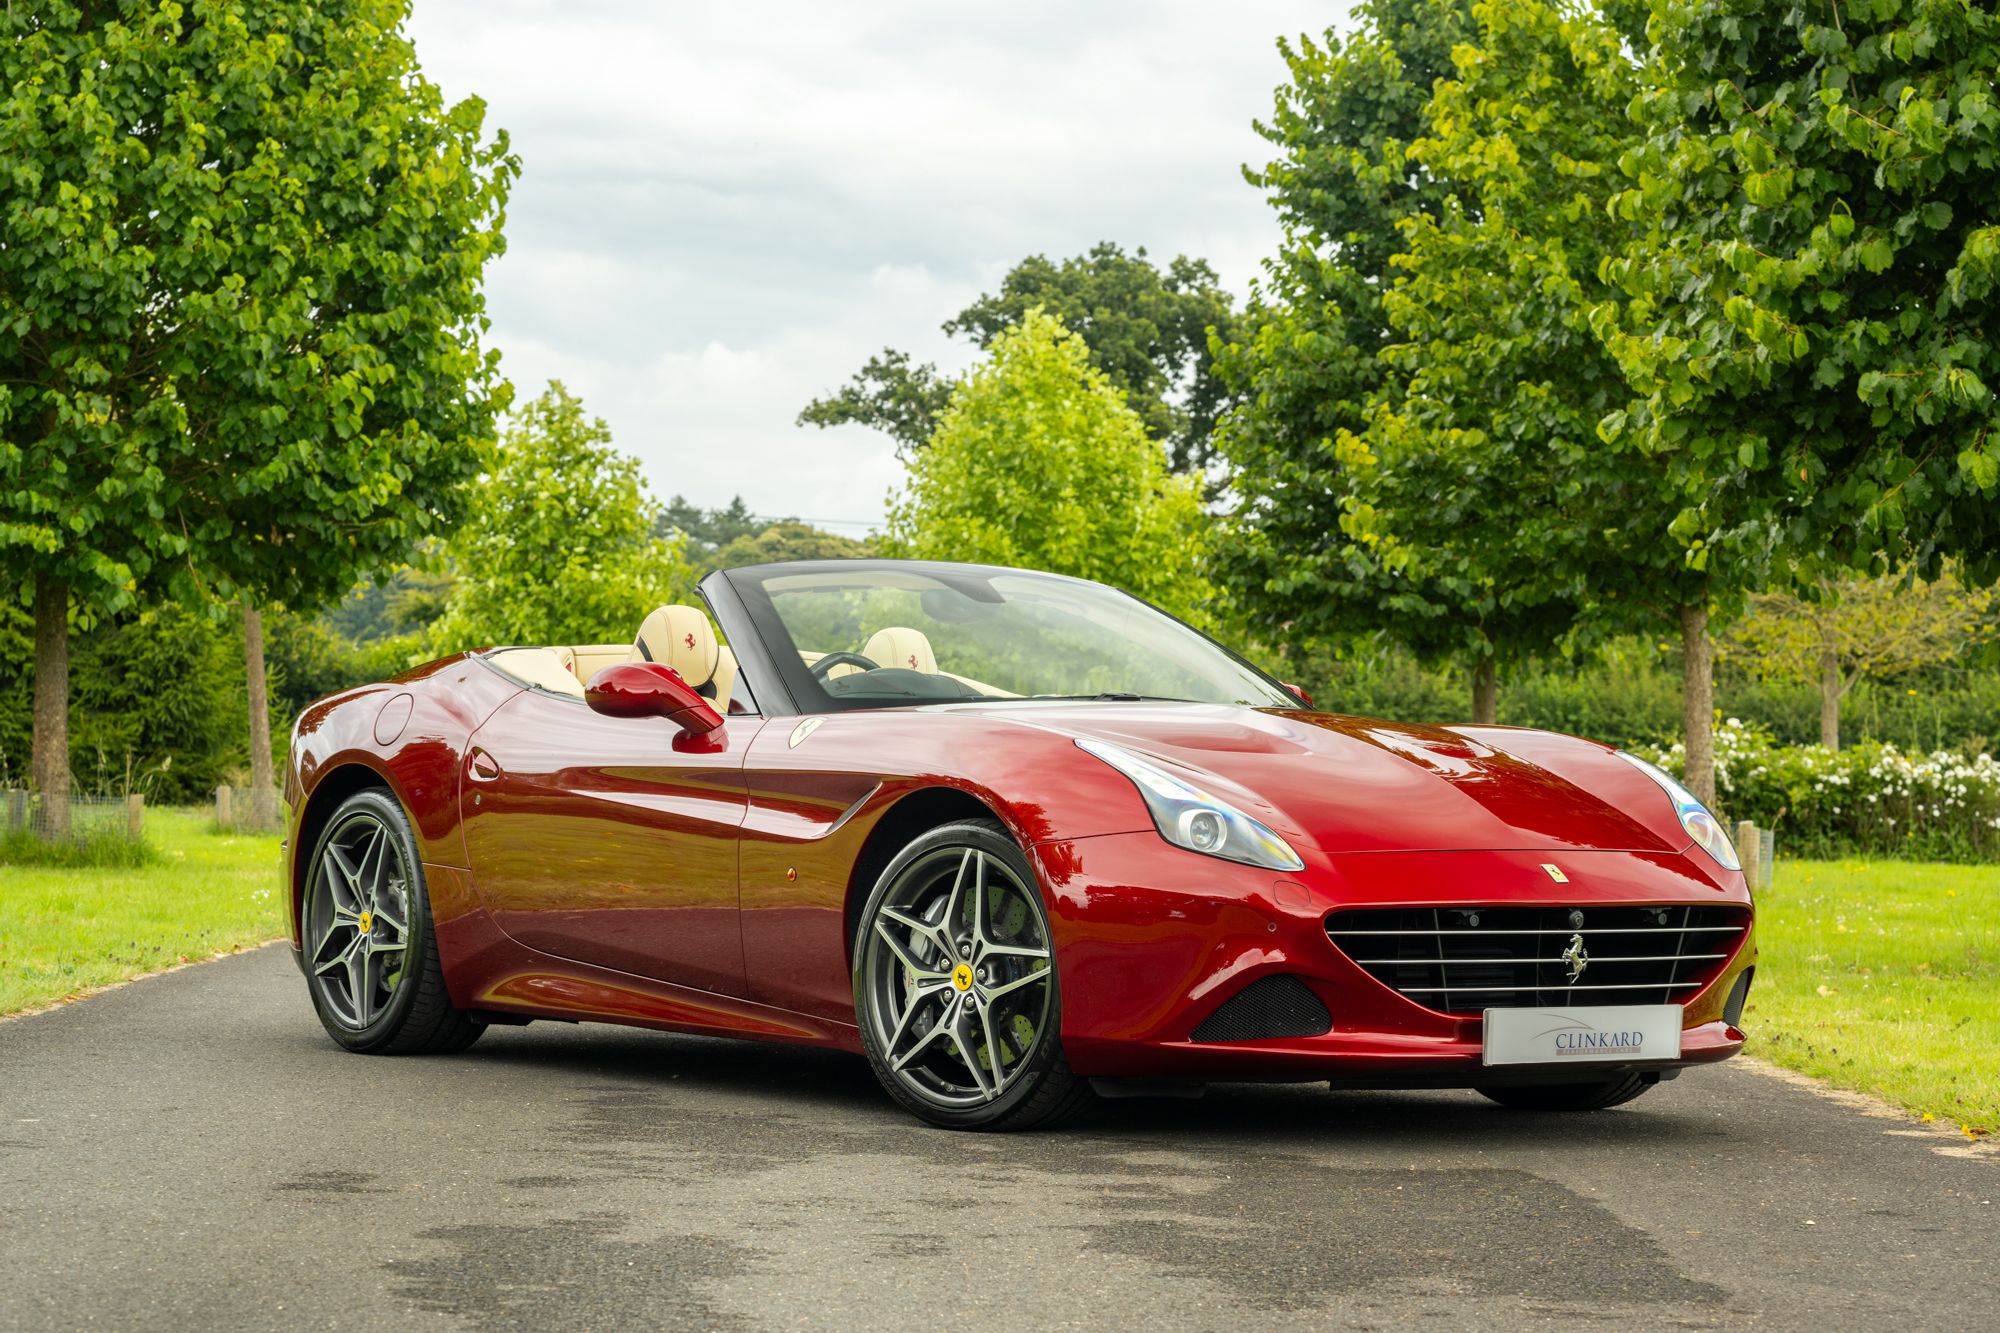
top-left (1338, 0), bottom-right (1654, 722)
top-left (883, 310), bottom-right (1211, 622)
top-left (795, 350), bottom-right (954, 459)
top-left (1212, 0), bottom-right (1477, 675)
top-left (712, 521), bottom-right (872, 570)
top-left (1592, 0), bottom-right (2000, 795)
top-left (656, 495), bottom-right (772, 573)
top-left (1721, 570), bottom-right (1995, 750)
top-left (0, 0), bottom-right (515, 833)
top-left (802, 244), bottom-right (1240, 472)
top-left (429, 383), bottom-right (691, 651)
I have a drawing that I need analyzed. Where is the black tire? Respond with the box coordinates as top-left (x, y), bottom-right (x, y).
top-left (301, 787), bottom-right (483, 1055)
top-left (853, 819), bottom-right (1094, 1131)
top-left (1476, 1074), bottom-right (1654, 1111)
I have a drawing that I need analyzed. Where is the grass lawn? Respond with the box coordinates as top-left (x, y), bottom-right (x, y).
top-left (1749, 858), bottom-right (2000, 1135)
top-left (1, 808), bottom-right (285, 1017)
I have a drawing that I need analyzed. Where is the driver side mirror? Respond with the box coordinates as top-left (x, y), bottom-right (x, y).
top-left (584, 661), bottom-right (724, 736)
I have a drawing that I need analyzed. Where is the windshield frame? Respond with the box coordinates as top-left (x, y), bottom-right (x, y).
top-left (704, 558), bottom-right (1301, 717)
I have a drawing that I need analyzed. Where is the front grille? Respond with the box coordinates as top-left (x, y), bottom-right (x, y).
top-left (1190, 975), bottom-right (1333, 1043)
top-left (1325, 904), bottom-right (1749, 1016)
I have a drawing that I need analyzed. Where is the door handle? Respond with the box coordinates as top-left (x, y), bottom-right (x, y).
top-left (468, 748), bottom-right (502, 781)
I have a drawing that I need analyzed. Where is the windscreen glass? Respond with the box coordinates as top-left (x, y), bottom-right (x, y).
top-left (732, 564), bottom-right (1295, 712)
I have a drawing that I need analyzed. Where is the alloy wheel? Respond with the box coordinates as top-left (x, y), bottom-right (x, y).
top-left (859, 845), bottom-right (1055, 1109)
top-left (305, 810), bottom-right (413, 1030)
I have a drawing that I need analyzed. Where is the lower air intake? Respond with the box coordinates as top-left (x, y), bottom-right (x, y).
top-left (1189, 975), bottom-right (1332, 1043)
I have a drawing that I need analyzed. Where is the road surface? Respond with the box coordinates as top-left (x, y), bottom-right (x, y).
top-left (2, 945), bottom-right (1993, 1329)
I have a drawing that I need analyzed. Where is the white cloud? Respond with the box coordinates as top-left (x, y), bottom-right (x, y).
top-left (406, 1), bottom-right (1346, 530)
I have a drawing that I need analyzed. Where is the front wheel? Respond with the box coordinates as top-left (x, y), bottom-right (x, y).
top-left (1476, 1074), bottom-right (1654, 1111)
top-left (302, 788), bottom-right (483, 1055)
top-left (853, 820), bottom-right (1092, 1130)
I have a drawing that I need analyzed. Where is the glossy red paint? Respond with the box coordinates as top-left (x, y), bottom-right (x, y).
top-left (584, 660), bottom-right (723, 734)
top-left (285, 652), bottom-right (1755, 1088)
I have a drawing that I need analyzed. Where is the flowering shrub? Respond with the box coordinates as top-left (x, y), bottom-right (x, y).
top-left (1641, 719), bottom-right (2000, 862)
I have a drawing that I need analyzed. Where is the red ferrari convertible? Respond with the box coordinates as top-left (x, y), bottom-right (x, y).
top-left (285, 559), bottom-right (1755, 1129)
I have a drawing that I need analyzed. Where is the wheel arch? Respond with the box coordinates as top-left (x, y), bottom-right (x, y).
top-left (289, 762), bottom-right (399, 949)
top-left (842, 785), bottom-right (1010, 960)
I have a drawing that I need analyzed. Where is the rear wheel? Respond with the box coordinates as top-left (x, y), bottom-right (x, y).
top-left (302, 788), bottom-right (483, 1055)
top-left (1476, 1075), bottom-right (1653, 1111)
top-left (853, 820), bottom-right (1092, 1130)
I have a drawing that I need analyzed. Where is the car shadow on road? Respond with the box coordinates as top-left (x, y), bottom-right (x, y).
top-left (455, 1023), bottom-right (1731, 1149)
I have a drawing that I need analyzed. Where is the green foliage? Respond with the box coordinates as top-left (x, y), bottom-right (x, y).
top-left (1273, 632), bottom-right (2000, 754)
top-left (803, 243), bottom-right (1239, 471)
top-left (324, 566), bottom-right (454, 644)
top-left (0, 599), bottom-right (240, 802)
top-left (1594, 0), bottom-right (2000, 585)
top-left (656, 495), bottom-right (768, 570)
top-left (0, 0), bottom-right (518, 616)
top-left (429, 383), bottom-right (692, 651)
top-left (712, 521), bottom-right (872, 570)
top-left (943, 243), bottom-right (1242, 473)
top-left (883, 311), bottom-right (1212, 622)
top-left (796, 350), bottom-right (955, 457)
top-left (1212, 0), bottom-right (1478, 650)
top-left (1639, 721), bottom-right (2000, 863)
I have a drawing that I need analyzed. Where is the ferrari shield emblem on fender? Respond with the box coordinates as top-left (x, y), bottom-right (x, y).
top-left (1562, 933), bottom-right (1590, 982)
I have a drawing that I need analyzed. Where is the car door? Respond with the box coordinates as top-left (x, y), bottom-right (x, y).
top-left (460, 686), bottom-right (766, 996)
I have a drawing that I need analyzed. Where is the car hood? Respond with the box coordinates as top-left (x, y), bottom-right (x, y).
top-left (985, 702), bottom-right (1686, 857)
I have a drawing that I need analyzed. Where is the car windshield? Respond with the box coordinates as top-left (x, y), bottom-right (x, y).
top-left (725, 562), bottom-right (1297, 712)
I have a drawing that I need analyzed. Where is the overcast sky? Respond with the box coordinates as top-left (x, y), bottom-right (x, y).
top-left (405, 2), bottom-right (1345, 535)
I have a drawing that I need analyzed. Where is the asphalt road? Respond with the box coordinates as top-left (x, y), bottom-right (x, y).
top-left (1, 946), bottom-right (1994, 1330)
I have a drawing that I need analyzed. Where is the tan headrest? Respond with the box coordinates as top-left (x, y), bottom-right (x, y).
top-left (864, 626), bottom-right (937, 674)
top-left (633, 604), bottom-right (721, 686)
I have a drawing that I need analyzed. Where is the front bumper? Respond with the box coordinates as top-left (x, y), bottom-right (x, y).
top-left (1032, 833), bottom-right (1755, 1084)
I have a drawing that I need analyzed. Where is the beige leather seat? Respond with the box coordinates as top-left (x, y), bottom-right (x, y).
top-left (485, 646), bottom-right (585, 697)
top-left (864, 626), bottom-right (937, 674)
top-left (632, 604), bottom-right (734, 712)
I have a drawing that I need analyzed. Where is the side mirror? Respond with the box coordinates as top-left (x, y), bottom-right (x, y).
top-left (1281, 682), bottom-right (1314, 708)
top-left (584, 661), bottom-right (724, 736)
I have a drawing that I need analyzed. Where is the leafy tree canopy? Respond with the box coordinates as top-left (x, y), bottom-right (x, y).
top-left (655, 495), bottom-right (767, 567)
top-left (883, 310), bottom-right (1212, 622)
top-left (0, 0), bottom-right (517, 616)
top-left (1593, 0), bottom-right (2000, 585)
top-left (1212, 0), bottom-right (1476, 650)
top-left (713, 521), bottom-right (872, 570)
top-left (802, 243), bottom-right (1240, 473)
top-left (429, 383), bottom-right (691, 651)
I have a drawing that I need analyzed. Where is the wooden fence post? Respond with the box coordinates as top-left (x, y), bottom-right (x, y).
top-left (126, 793), bottom-right (144, 841)
top-left (252, 785), bottom-right (276, 831)
top-left (1735, 821), bottom-right (1762, 893)
top-left (216, 784), bottom-right (233, 830)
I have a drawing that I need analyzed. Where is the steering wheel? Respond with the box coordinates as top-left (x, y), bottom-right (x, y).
top-left (810, 650), bottom-right (882, 680)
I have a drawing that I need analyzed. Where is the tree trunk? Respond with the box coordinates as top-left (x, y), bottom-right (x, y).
top-left (1471, 656), bottom-right (1498, 724)
top-left (1679, 602), bottom-right (1716, 810)
top-left (30, 574), bottom-right (70, 839)
top-left (1817, 638), bottom-right (1841, 752)
top-left (243, 602), bottom-right (275, 828)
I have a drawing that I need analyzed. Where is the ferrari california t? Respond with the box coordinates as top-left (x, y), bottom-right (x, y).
top-left (284, 559), bottom-right (1755, 1129)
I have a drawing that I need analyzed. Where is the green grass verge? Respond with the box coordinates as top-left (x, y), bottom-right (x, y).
top-left (1, 808), bottom-right (285, 1017)
top-left (1749, 858), bottom-right (1999, 1135)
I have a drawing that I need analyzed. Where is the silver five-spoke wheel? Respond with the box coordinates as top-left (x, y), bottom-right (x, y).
top-left (855, 820), bottom-right (1089, 1129)
top-left (306, 809), bottom-right (413, 1029)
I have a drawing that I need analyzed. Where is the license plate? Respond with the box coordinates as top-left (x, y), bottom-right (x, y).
top-left (1481, 1004), bottom-right (1683, 1067)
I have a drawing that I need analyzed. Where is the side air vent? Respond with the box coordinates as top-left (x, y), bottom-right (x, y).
top-left (1189, 975), bottom-right (1333, 1043)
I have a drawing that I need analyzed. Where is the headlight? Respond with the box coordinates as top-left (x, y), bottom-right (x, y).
top-left (1077, 738), bottom-right (1304, 871)
top-left (1613, 750), bottom-right (1741, 871)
